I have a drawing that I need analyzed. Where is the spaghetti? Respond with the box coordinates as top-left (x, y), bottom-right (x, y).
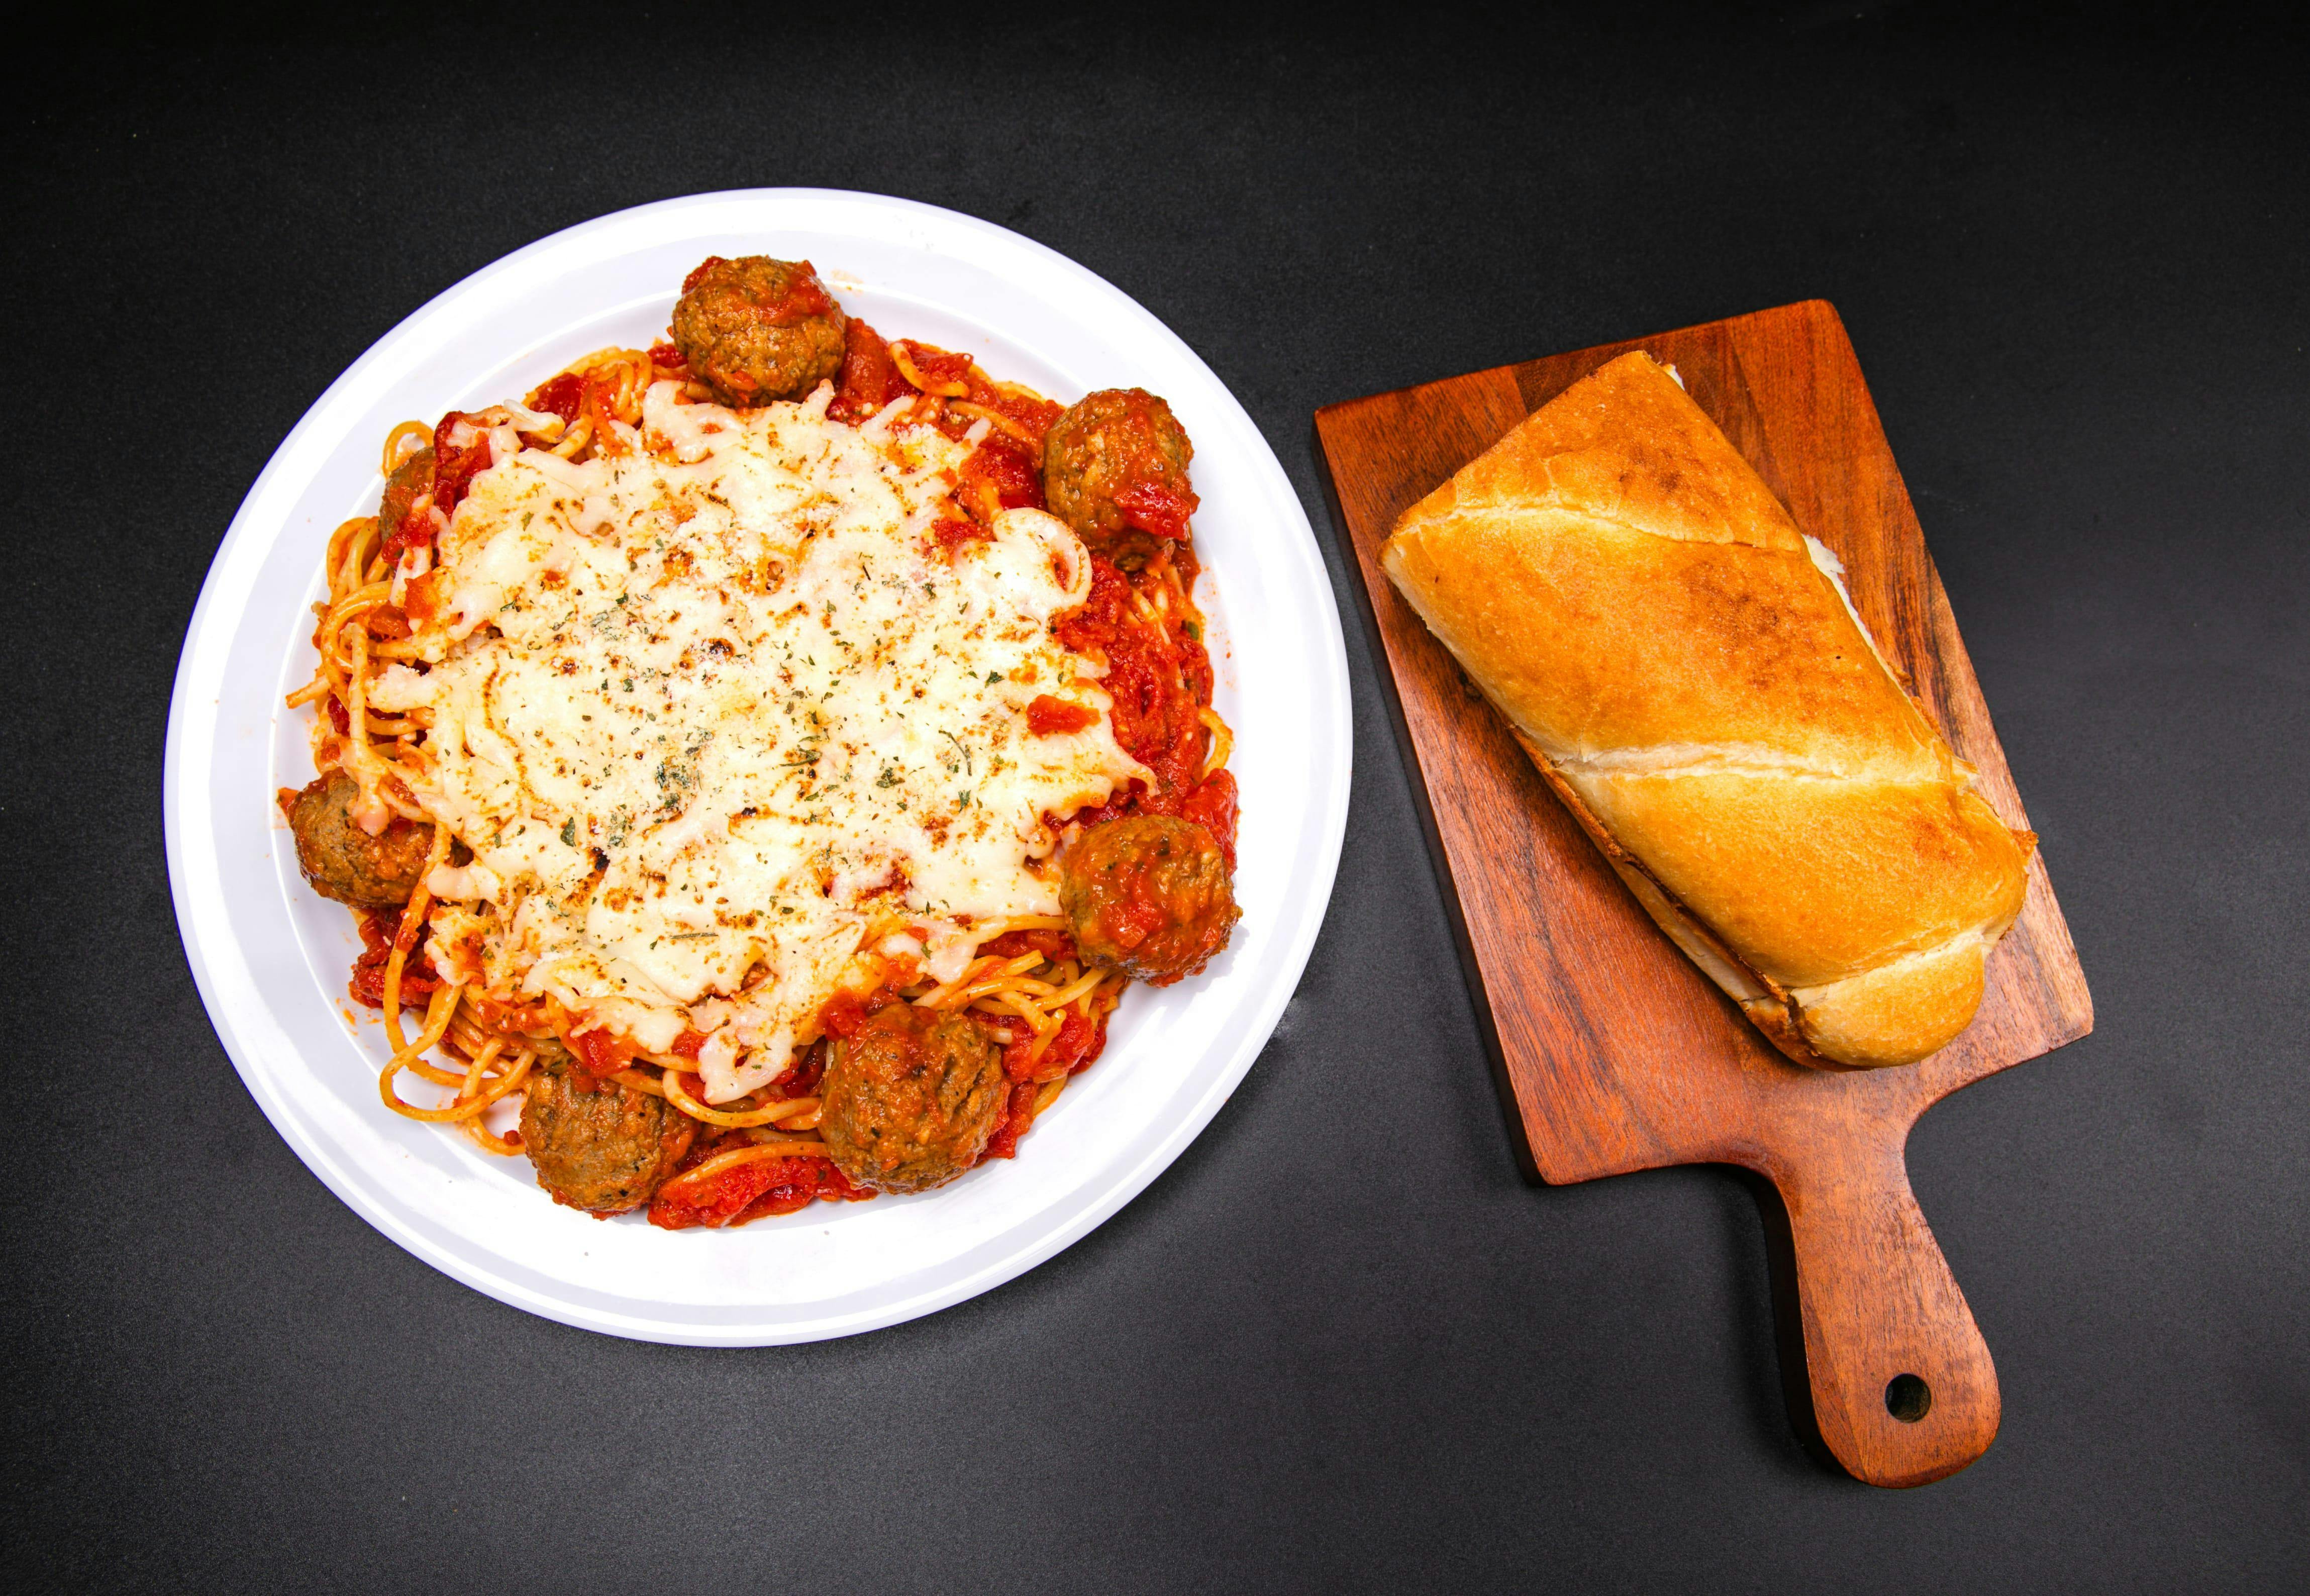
top-left (282, 260), bottom-right (1238, 1231)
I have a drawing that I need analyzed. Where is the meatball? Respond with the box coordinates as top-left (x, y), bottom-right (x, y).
top-left (519, 1055), bottom-right (697, 1215)
top-left (377, 442), bottom-right (434, 551)
top-left (286, 771), bottom-right (433, 908)
top-left (818, 1005), bottom-right (1007, 1195)
top-left (669, 255), bottom-right (847, 407)
top-left (1042, 388), bottom-right (1199, 558)
top-left (1061, 815), bottom-right (1238, 985)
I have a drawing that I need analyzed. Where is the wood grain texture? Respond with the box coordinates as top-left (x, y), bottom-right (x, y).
top-left (1314, 301), bottom-right (2092, 1488)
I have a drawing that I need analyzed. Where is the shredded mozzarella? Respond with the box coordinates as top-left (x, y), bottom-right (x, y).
top-left (390, 381), bottom-right (1148, 1100)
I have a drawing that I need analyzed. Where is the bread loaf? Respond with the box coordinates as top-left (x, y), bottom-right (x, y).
top-left (1379, 350), bottom-right (2031, 1069)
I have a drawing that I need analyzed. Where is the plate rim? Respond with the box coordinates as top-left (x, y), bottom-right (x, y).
top-left (162, 186), bottom-right (1353, 1345)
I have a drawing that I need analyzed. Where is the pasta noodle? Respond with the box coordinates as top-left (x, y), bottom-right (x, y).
top-left (285, 277), bottom-right (1236, 1230)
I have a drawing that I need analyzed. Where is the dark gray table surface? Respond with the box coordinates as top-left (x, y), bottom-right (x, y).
top-left (6, 6), bottom-right (2303, 1591)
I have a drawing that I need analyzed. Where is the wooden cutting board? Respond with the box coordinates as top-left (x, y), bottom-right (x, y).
top-left (1313, 301), bottom-right (2092, 1488)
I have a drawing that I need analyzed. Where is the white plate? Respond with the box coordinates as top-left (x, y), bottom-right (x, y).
top-left (163, 189), bottom-right (1352, 1345)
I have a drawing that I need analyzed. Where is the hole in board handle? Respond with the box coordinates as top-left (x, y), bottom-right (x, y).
top-left (1885, 1373), bottom-right (1932, 1424)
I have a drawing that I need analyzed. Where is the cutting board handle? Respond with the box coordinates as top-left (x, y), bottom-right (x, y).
top-left (1769, 1132), bottom-right (2001, 1487)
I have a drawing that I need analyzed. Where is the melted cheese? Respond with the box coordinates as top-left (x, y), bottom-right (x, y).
top-left (371, 381), bottom-right (1148, 1100)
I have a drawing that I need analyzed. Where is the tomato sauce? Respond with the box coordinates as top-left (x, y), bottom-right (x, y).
top-left (422, 411), bottom-right (497, 526)
top-left (974, 992), bottom-right (1114, 1163)
top-left (778, 1040), bottom-right (830, 1102)
top-left (958, 432), bottom-right (1044, 519)
top-left (977, 927), bottom-right (1079, 962)
top-left (1178, 767), bottom-right (1239, 870)
top-left (979, 1081), bottom-right (1044, 1162)
top-left (1114, 476), bottom-right (1199, 542)
top-left (348, 910), bottom-right (438, 1010)
top-left (827, 319), bottom-right (919, 423)
top-left (1020, 1006), bottom-right (1109, 1081)
top-left (1052, 553), bottom-right (1224, 847)
top-left (763, 260), bottom-right (837, 322)
top-left (931, 516), bottom-right (992, 557)
top-left (567, 1026), bottom-right (637, 1079)
top-left (527, 371), bottom-right (586, 423)
top-left (818, 987), bottom-right (900, 1043)
top-left (1027, 694), bottom-right (1099, 735)
top-left (646, 1142), bottom-right (870, 1231)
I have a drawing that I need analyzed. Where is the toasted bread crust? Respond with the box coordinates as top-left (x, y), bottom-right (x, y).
top-left (1381, 351), bottom-right (2031, 1069)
